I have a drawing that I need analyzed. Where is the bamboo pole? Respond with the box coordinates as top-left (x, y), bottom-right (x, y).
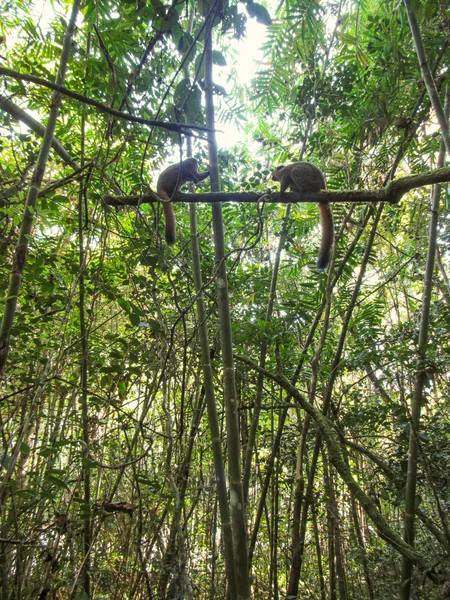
top-left (0, 0), bottom-right (82, 378)
top-left (204, 21), bottom-right (250, 600)
top-left (400, 91), bottom-right (449, 600)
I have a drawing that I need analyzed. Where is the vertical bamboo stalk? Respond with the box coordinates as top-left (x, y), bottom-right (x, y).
top-left (78, 95), bottom-right (91, 600)
top-left (400, 92), bottom-right (449, 599)
top-left (271, 451), bottom-right (280, 600)
top-left (204, 23), bottom-right (250, 600)
top-left (189, 198), bottom-right (238, 597)
top-left (185, 55), bottom-right (237, 594)
top-left (403, 0), bottom-right (450, 155)
top-left (248, 406), bottom-right (288, 567)
top-left (0, 0), bottom-right (82, 378)
top-left (350, 493), bottom-right (374, 599)
top-left (78, 31), bottom-right (91, 597)
top-left (329, 469), bottom-right (347, 600)
top-left (312, 494), bottom-right (326, 600)
top-left (324, 457), bottom-right (337, 600)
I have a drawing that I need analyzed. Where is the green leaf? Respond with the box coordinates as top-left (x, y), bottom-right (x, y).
top-left (117, 297), bottom-right (131, 314)
top-left (171, 26), bottom-right (193, 57)
top-left (20, 442), bottom-right (31, 455)
top-left (185, 85), bottom-right (203, 122)
top-left (129, 312), bottom-right (140, 326)
top-left (213, 83), bottom-right (227, 96)
top-left (51, 194), bottom-right (69, 203)
top-left (46, 474), bottom-right (69, 490)
top-left (173, 78), bottom-right (191, 108)
top-left (245, 2), bottom-right (272, 26)
top-left (194, 54), bottom-right (204, 78)
top-left (1, 454), bottom-right (12, 469)
top-left (212, 50), bottom-right (227, 66)
top-left (38, 446), bottom-right (54, 457)
top-left (157, 7), bottom-right (179, 31)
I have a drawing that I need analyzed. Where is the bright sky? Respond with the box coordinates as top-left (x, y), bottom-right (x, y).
top-left (25, 0), bottom-right (268, 151)
top-left (214, 16), bottom-right (268, 149)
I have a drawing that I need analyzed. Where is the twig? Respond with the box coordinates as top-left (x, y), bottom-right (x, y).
top-left (0, 67), bottom-right (213, 135)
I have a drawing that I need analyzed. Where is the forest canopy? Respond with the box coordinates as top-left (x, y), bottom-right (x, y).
top-left (1, 0), bottom-right (450, 599)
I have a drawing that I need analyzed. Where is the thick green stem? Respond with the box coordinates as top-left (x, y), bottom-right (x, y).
top-left (400, 92), bottom-right (449, 599)
top-left (79, 33), bottom-right (91, 597)
top-left (0, 0), bottom-right (82, 378)
top-left (204, 24), bottom-right (250, 600)
top-left (184, 13), bottom-right (237, 596)
top-left (403, 0), bottom-right (450, 155)
top-left (189, 186), bottom-right (238, 599)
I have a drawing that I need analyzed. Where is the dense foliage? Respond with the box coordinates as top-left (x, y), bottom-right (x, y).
top-left (1, 0), bottom-right (450, 598)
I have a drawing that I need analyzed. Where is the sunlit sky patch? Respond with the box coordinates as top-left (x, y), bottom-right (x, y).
top-left (23, 0), bottom-right (269, 152)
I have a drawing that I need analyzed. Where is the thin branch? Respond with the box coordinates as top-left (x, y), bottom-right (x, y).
top-left (0, 164), bottom-right (31, 203)
top-left (0, 67), bottom-right (213, 135)
top-left (235, 353), bottom-right (429, 568)
top-left (38, 162), bottom-right (93, 196)
top-left (0, 94), bottom-right (80, 169)
top-left (0, 538), bottom-right (43, 547)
